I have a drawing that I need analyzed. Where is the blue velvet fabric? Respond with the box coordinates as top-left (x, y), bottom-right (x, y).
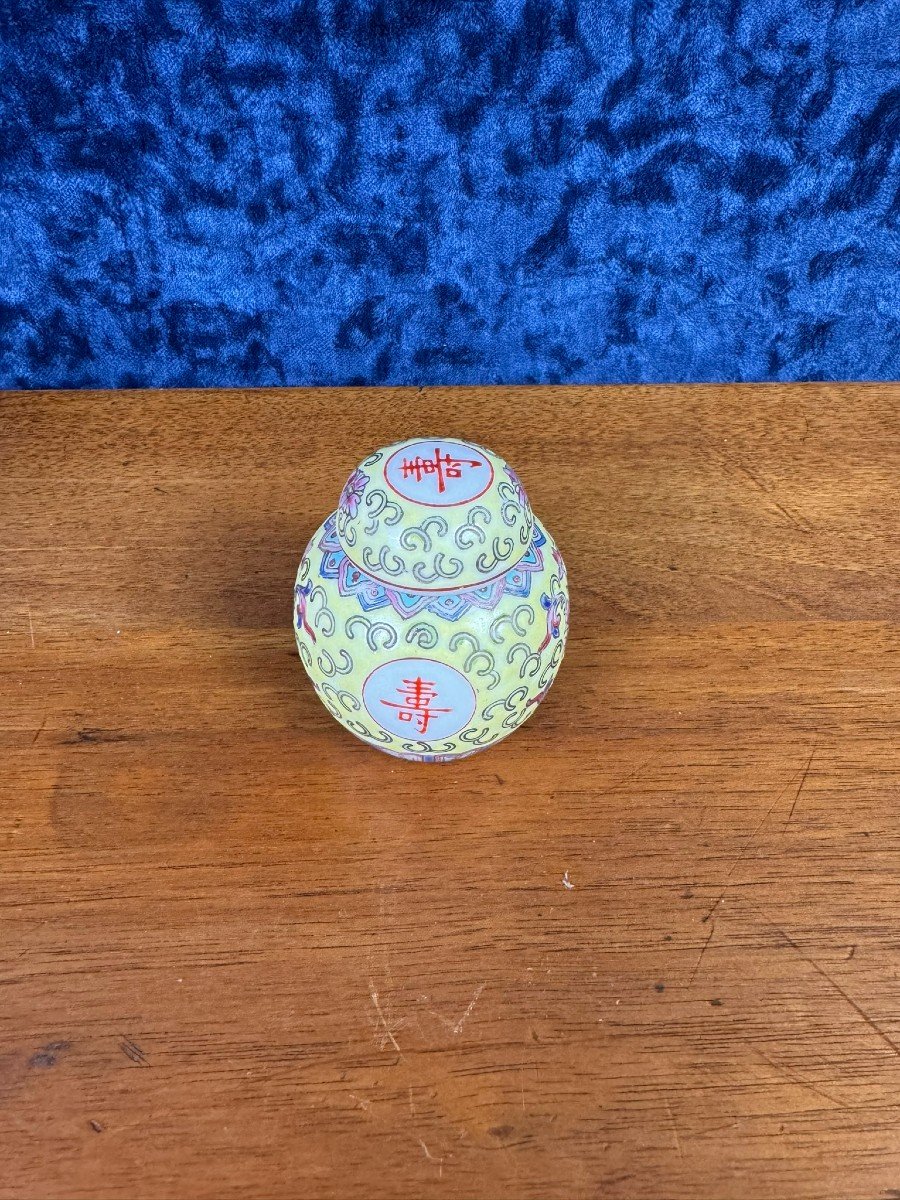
top-left (1, 0), bottom-right (898, 388)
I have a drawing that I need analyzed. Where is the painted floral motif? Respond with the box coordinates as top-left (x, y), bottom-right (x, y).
top-left (317, 512), bottom-right (548, 621)
top-left (294, 580), bottom-right (316, 643)
top-left (339, 468), bottom-right (369, 519)
top-left (526, 681), bottom-right (553, 708)
top-left (539, 588), bottom-right (567, 653)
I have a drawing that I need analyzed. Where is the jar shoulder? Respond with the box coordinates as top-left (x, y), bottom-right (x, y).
top-left (296, 511), bottom-right (567, 648)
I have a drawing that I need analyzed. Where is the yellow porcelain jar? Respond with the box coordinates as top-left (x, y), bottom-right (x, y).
top-left (294, 438), bottom-right (568, 762)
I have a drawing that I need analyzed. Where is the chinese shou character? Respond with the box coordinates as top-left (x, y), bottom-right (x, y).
top-left (381, 676), bottom-right (451, 735)
top-left (400, 447), bottom-right (483, 494)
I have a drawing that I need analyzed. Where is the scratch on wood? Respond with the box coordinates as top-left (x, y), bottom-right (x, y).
top-left (784, 745), bottom-right (817, 828)
top-left (708, 569), bottom-right (814, 618)
top-left (719, 451), bottom-right (812, 532)
top-left (26, 602), bottom-right (35, 649)
top-left (612, 755), bottom-right (659, 792)
top-left (773, 925), bottom-right (900, 1060)
top-left (418, 1139), bottom-right (443, 1177)
top-left (64, 727), bottom-right (133, 745)
top-left (119, 1035), bottom-right (148, 1066)
top-left (756, 1049), bottom-right (849, 1111)
top-left (702, 753), bottom-right (812, 922)
top-left (369, 981), bottom-right (403, 1056)
top-left (732, 458), bottom-right (770, 495)
top-left (453, 983), bottom-right (485, 1035)
top-left (770, 498), bottom-right (813, 534)
top-left (430, 1008), bottom-right (457, 1032)
top-left (663, 1098), bottom-right (683, 1158)
top-left (688, 921), bottom-right (716, 986)
top-left (31, 714), bottom-right (47, 746)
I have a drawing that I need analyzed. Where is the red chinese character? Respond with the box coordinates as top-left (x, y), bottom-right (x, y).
top-left (381, 676), bottom-right (451, 735)
top-left (399, 447), bottom-right (483, 494)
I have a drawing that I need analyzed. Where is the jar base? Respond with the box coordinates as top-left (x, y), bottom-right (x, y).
top-left (367, 741), bottom-right (487, 765)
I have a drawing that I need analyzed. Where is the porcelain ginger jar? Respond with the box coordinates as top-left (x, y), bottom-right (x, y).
top-left (293, 438), bottom-right (569, 763)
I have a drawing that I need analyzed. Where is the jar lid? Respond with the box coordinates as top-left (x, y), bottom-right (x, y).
top-left (335, 438), bottom-right (534, 591)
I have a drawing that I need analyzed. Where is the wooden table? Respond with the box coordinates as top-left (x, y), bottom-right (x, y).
top-left (1, 385), bottom-right (898, 1200)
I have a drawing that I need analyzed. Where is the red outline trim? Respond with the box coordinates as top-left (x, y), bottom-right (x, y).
top-left (383, 440), bottom-right (495, 507)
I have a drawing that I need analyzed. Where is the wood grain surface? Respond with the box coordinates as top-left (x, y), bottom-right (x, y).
top-left (0, 384), bottom-right (898, 1200)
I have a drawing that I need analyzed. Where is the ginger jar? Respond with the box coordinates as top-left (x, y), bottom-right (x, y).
top-left (293, 438), bottom-right (569, 763)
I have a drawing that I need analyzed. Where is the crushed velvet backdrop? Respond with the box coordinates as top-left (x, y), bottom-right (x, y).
top-left (1, 1), bottom-right (897, 388)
